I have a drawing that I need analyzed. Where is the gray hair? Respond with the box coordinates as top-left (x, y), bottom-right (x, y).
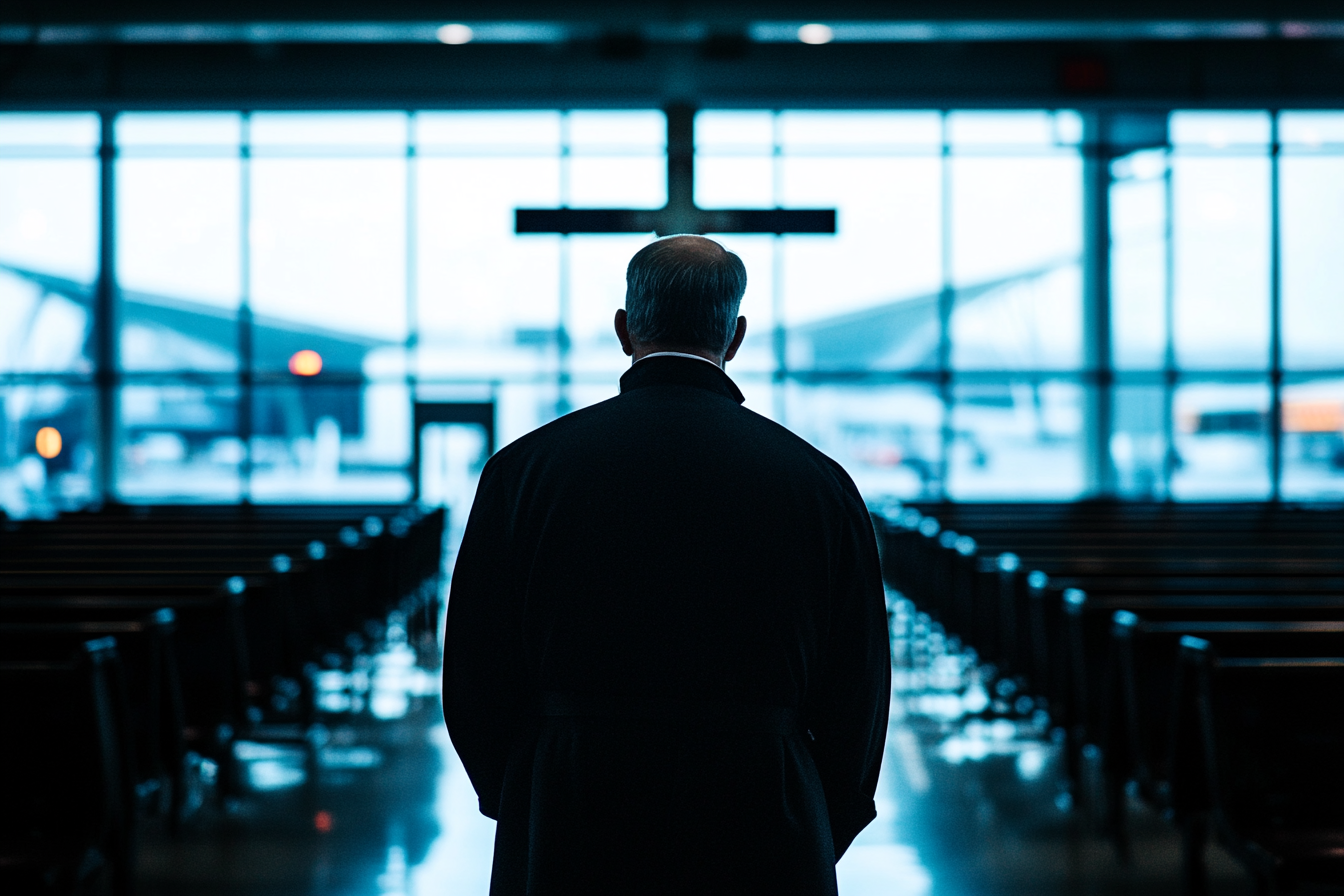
top-left (624, 235), bottom-right (747, 354)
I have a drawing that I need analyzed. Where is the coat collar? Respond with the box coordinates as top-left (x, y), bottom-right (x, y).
top-left (618, 355), bottom-right (746, 405)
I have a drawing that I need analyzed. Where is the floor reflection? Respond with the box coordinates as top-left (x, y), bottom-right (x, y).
top-left (137, 587), bottom-right (1278, 896)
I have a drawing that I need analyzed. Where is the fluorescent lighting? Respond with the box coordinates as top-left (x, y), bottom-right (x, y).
top-left (797, 23), bottom-right (833, 44)
top-left (436, 23), bottom-right (474, 44)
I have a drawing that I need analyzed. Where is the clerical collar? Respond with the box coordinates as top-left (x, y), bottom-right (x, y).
top-left (618, 354), bottom-right (746, 405)
top-left (636, 350), bottom-right (721, 368)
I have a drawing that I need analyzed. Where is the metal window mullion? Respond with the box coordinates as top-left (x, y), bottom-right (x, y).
top-left (557, 111), bottom-right (572, 418)
top-left (1162, 143), bottom-right (1177, 500)
top-left (95, 110), bottom-right (118, 504)
top-left (937, 110), bottom-right (954, 502)
top-left (772, 109), bottom-right (786, 425)
top-left (1268, 111), bottom-right (1283, 501)
top-left (239, 112), bottom-right (253, 505)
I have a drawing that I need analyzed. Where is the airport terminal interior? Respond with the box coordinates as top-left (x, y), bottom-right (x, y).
top-left (2, 2), bottom-right (1343, 894)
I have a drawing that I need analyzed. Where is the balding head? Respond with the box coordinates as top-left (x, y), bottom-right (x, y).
top-left (623, 235), bottom-right (747, 357)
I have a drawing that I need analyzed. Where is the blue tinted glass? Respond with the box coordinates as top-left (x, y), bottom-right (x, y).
top-left (948, 380), bottom-right (1087, 499)
top-left (117, 385), bottom-right (242, 502)
top-left (249, 384), bottom-right (410, 503)
top-left (1171, 381), bottom-right (1271, 499)
top-left (1280, 377), bottom-right (1344, 499)
top-left (0, 385), bottom-right (97, 517)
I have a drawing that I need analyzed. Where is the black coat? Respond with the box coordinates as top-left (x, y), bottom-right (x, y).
top-left (444, 356), bottom-right (890, 896)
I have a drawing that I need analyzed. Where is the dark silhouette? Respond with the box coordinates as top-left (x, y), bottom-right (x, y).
top-left (444, 235), bottom-right (890, 895)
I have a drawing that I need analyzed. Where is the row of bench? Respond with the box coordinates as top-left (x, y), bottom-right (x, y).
top-left (873, 501), bottom-right (1344, 896)
top-left (0, 504), bottom-right (446, 895)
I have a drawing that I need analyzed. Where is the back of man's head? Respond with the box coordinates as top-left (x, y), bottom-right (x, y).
top-left (625, 235), bottom-right (747, 355)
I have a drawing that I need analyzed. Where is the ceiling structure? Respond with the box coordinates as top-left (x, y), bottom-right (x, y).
top-left (4, 1), bottom-right (1344, 109)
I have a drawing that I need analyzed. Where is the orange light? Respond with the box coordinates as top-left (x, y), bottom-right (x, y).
top-left (289, 349), bottom-right (323, 377)
top-left (35, 426), bottom-right (62, 459)
top-left (314, 810), bottom-right (333, 833)
top-left (1283, 400), bottom-right (1344, 434)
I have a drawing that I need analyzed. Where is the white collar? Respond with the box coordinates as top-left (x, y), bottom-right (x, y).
top-left (637, 351), bottom-right (722, 369)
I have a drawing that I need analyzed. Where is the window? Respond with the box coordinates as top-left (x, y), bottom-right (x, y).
top-left (2, 107), bottom-right (1341, 516)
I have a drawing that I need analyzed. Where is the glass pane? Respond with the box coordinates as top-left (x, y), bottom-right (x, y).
top-left (0, 113), bottom-right (99, 149)
top-left (1169, 111), bottom-right (1271, 149)
top-left (117, 112), bottom-right (241, 149)
top-left (1278, 111), bottom-right (1344, 148)
top-left (1280, 153), bottom-right (1344, 370)
top-left (117, 385), bottom-right (242, 502)
top-left (569, 235), bottom-right (653, 378)
top-left (117, 154), bottom-right (241, 371)
top-left (250, 156), bottom-right (407, 372)
top-left (1110, 152), bottom-right (1169, 370)
top-left (567, 155), bottom-right (665, 208)
top-left (415, 154), bottom-right (561, 380)
top-left (785, 382), bottom-right (944, 501)
top-left (1170, 382), bottom-right (1271, 499)
top-left (0, 385), bottom-right (97, 517)
top-left (950, 265), bottom-right (1082, 370)
top-left (1171, 152), bottom-right (1270, 369)
top-left (0, 269), bottom-right (91, 373)
top-left (779, 111), bottom-right (941, 150)
top-left (696, 152), bottom-right (772, 208)
top-left (566, 111), bottom-right (664, 151)
top-left (781, 149), bottom-right (942, 370)
top-left (696, 111), bottom-right (774, 152)
top-left (1280, 377), bottom-right (1344, 499)
top-left (416, 111), bottom-right (561, 153)
top-left (250, 113), bottom-right (407, 151)
top-left (249, 383), bottom-right (410, 502)
top-left (0, 157), bottom-right (98, 284)
top-left (947, 111), bottom-right (1056, 147)
top-left (1110, 383), bottom-right (1171, 499)
top-left (947, 379), bottom-right (1086, 499)
top-left (949, 151), bottom-right (1082, 370)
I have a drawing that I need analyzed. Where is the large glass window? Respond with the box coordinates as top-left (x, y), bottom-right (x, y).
top-left (116, 113), bottom-right (242, 372)
top-left (2, 107), bottom-right (1341, 515)
top-left (0, 115), bottom-right (99, 375)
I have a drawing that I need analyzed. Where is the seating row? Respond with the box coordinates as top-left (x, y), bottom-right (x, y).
top-left (872, 501), bottom-right (1344, 895)
top-left (0, 503), bottom-right (446, 895)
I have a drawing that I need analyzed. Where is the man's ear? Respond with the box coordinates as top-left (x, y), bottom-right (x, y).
top-left (722, 316), bottom-right (748, 364)
top-left (614, 309), bottom-right (635, 357)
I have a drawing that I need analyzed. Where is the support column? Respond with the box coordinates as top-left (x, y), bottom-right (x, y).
top-left (94, 111), bottom-right (117, 505)
top-left (1081, 112), bottom-right (1115, 498)
top-left (1268, 112), bottom-right (1283, 501)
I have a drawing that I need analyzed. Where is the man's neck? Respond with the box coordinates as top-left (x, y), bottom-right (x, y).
top-left (632, 348), bottom-right (723, 369)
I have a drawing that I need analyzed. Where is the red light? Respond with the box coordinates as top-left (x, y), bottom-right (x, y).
top-left (314, 810), bottom-right (333, 832)
top-left (289, 350), bottom-right (323, 376)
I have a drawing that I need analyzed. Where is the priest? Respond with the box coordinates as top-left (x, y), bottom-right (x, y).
top-left (444, 234), bottom-right (890, 895)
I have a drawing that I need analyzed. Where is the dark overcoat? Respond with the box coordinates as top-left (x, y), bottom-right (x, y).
top-left (444, 355), bottom-right (890, 896)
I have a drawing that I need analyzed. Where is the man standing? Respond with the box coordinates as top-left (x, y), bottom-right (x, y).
top-left (444, 235), bottom-right (890, 895)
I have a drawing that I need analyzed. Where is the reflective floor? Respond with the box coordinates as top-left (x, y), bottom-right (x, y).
top-left (132, 533), bottom-right (1319, 896)
top-left (136, 670), bottom-right (1292, 896)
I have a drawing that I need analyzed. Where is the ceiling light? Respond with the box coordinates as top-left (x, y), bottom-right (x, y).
top-left (436, 23), bottom-right (474, 45)
top-left (797, 23), bottom-right (834, 45)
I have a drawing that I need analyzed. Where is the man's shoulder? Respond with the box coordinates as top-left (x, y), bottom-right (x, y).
top-left (486, 388), bottom-right (862, 501)
top-left (491, 394), bottom-right (621, 452)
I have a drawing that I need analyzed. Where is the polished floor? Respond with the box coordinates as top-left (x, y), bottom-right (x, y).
top-left (135, 652), bottom-right (1303, 895)
top-left (132, 516), bottom-right (1316, 896)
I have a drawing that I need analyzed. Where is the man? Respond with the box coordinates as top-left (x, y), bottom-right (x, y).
top-left (444, 235), bottom-right (890, 895)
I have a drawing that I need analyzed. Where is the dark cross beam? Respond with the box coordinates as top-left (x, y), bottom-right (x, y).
top-left (515, 105), bottom-right (836, 236)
